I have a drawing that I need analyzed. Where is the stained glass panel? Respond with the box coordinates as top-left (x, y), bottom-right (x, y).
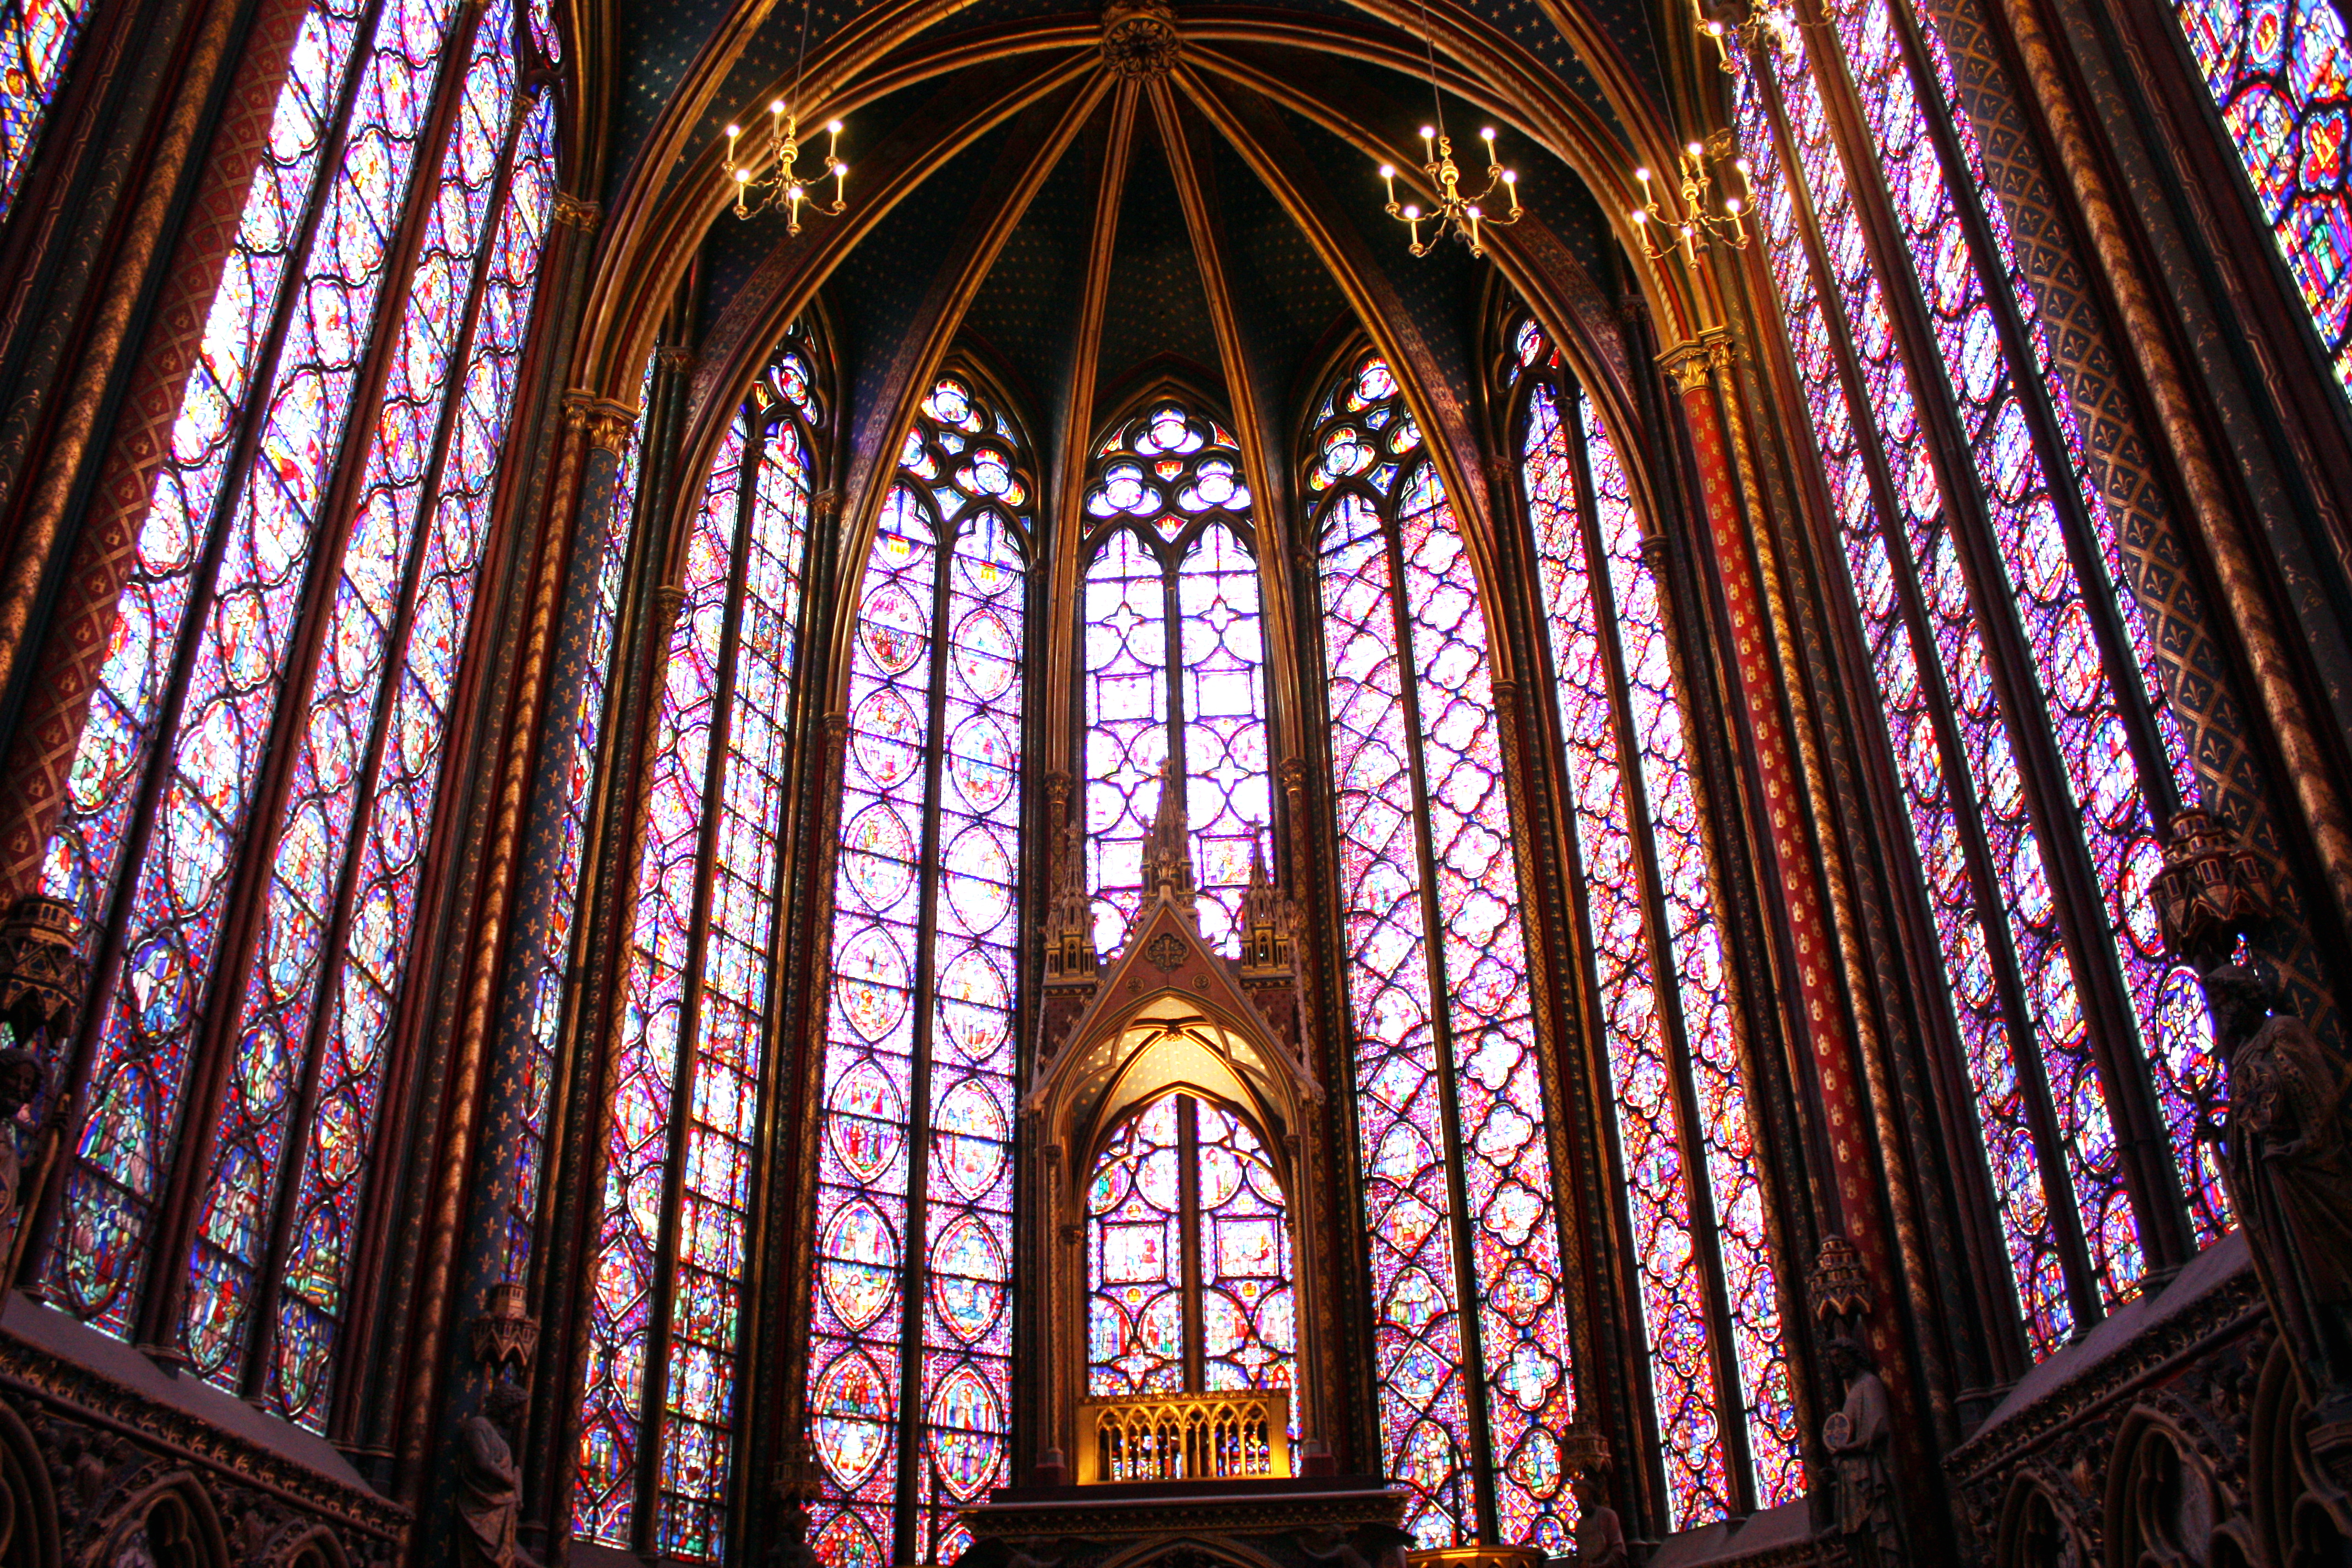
top-left (43, 0), bottom-right (470, 1335)
top-left (1894, 0), bottom-right (2228, 1246)
top-left (1319, 486), bottom-right (1474, 1547)
top-left (2175, 0), bottom-right (2352, 398)
top-left (1588, 381), bottom-right (1798, 1509)
top-left (1316, 356), bottom-right (1575, 1552)
top-left (1087, 1097), bottom-right (1184, 1396)
top-left (1740, 39), bottom-right (2082, 1352)
top-left (1196, 1101), bottom-right (1293, 1394)
top-left (812, 374), bottom-right (1026, 1568)
top-left (575, 415), bottom-right (748, 1548)
top-left (0, 0), bottom-right (94, 215)
top-left (515, 350), bottom-right (656, 1281)
top-left (1082, 404), bottom-right (1266, 957)
top-left (42, 0), bottom-right (371, 929)
top-left (181, 0), bottom-right (521, 1404)
top-left (657, 412), bottom-right (813, 1560)
top-left (1834, 0), bottom-right (2155, 1302)
top-left (1086, 1094), bottom-right (1294, 1403)
top-left (1082, 529), bottom-right (1166, 955)
top-left (1521, 380), bottom-right (1724, 1526)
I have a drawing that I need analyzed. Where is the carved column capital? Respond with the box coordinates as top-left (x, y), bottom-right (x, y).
top-left (656, 344), bottom-right (694, 373)
top-left (1656, 340), bottom-right (1714, 395)
top-left (562, 390), bottom-right (638, 456)
top-left (651, 584), bottom-right (688, 630)
top-left (551, 191), bottom-right (601, 232)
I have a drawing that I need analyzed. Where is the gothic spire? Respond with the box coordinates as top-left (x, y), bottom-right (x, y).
top-left (1140, 760), bottom-right (1197, 916)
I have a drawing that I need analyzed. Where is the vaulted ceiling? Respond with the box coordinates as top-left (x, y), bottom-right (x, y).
top-left (568, 0), bottom-right (1709, 604)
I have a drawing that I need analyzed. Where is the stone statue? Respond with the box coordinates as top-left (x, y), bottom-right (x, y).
top-left (766, 1498), bottom-right (823, 1568)
top-left (0, 1047), bottom-right (45, 1268)
top-left (455, 1380), bottom-right (536, 1568)
top-left (1823, 1337), bottom-right (1900, 1568)
top-left (2204, 963), bottom-right (2352, 1397)
top-left (1569, 1474), bottom-right (1627, 1568)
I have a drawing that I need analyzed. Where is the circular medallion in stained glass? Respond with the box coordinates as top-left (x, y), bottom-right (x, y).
top-left (851, 687), bottom-right (923, 790)
top-left (840, 803), bottom-right (916, 910)
top-left (812, 1350), bottom-right (898, 1487)
top-left (832, 925), bottom-right (910, 1041)
top-left (924, 1366), bottom-right (1007, 1496)
top-left (930, 1078), bottom-right (1008, 1199)
top-left (946, 715), bottom-right (1015, 812)
top-left (826, 1058), bottom-right (906, 1181)
top-left (820, 1200), bottom-right (900, 1332)
top-left (859, 581), bottom-right (929, 675)
top-left (949, 608), bottom-right (1017, 699)
top-left (927, 1215), bottom-right (1009, 1342)
top-left (934, 945), bottom-right (1010, 1063)
top-left (941, 826), bottom-right (1012, 933)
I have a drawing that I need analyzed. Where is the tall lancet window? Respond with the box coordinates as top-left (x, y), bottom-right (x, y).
top-left (1733, 0), bottom-right (2217, 1357)
top-left (1087, 1092), bottom-right (1295, 1401)
top-left (571, 340), bottom-right (821, 1560)
top-left (1309, 353), bottom-right (1577, 1553)
top-left (1509, 321), bottom-right (1798, 1525)
top-left (808, 373), bottom-right (1029, 1568)
top-left (31, 0), bottom-right (556, 1429)
top-left (1081, 400), bottom-right (1270, 958)
top-left (2170, 0), bottom-right (2352, 399)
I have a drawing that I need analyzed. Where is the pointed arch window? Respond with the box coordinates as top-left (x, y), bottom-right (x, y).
top-left (1507, 320), bottom-right (1797, 1526)
top-left (28, 0), bottom-right (557, 1429)
top-left (2169, 0), bottom-right (2352, 400)
top-left (1309, 353), bottom-right (1577, 1554)
top-left (807, 372), bottom-right (1030, 1568)
top-left (1733, 0), bottom-right (2219, 1357)
top-left (571, 339), bottom-right (823, 1560)
top-left (1081, 401), bottom-right (1269, 958)
top-left (1086, 1092), bottom-right (1295, 1402)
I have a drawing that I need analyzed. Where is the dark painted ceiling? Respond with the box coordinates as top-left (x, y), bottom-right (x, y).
top-left (658, 2), bottom-right (1636, 511)
top-left (601, 0), bottom-right (1668, 209)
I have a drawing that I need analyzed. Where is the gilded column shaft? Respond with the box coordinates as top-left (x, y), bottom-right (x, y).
top-left (1660, 337), bottom-right (1913, 1390)
top-left (1714, 322), bottom-right (1959, 1446)
top-left (395, 331), bottom-right (608, 1496)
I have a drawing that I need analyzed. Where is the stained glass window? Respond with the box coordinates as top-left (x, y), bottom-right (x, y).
top-left (30, 0), bottom-right (558, 1430)
top-left (807, 372), bottom-right (1028, 1568)
top-left (2173, 0), bottom-right (2352, 399)
top-left (1081, 402), bottom-right (1268, 958)
top-left (0, 0), bottom-right (94, 215)
top-left (1733, 0), bottom-right (2218, 1358)
top-left (1508, 322), bottom-right (1797, 1526)
top-left (1311, 353), bottom-right (1576, 1554)
top-left (1087, 1093), bottom-right (1294, 1399)
top-left (574, 340), bottom-right (821, 1560)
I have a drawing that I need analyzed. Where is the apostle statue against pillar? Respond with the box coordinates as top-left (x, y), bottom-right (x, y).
top-left (2203, 963), bottom-right (2352, 1408)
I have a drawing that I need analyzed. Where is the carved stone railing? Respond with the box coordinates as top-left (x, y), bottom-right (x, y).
top-left (1077, 1391), bottom-right (1291, 1483)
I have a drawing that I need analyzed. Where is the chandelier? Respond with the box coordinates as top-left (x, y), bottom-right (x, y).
top-left (723, 105), bottom-right (846, 230)
top-left (718, 0), bottom-right (848, 233)
top-left (1628, 132), bottom-right (1751, 264)
top-left (1375, 0), bottom-right (1521, 257)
